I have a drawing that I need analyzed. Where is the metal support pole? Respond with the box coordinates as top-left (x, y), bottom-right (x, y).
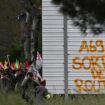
top-left (64, 15), bottom-right (68, 99)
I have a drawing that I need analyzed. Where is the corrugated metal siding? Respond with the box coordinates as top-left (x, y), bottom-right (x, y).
top-left (42, 0), bottom-right (65, 94)
top-left (67, 18), bottom-right (105, 94)
top-left (43, 0), bottom-right (105, 94)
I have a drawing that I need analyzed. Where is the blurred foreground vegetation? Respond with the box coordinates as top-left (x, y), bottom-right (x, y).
top-left (0, 90), bottom-right (105, 105)
top-left (0, 91), bottom-right (26, 105)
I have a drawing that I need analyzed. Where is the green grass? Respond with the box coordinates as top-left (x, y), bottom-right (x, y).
top-left (46, 95), bottom-right (105, 105)
top-left (0, 90), bottom-right (27, 105)
top-left (0, 91), bottom-right (105, 105)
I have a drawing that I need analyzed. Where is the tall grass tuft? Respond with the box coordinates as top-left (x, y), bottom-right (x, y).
top-left (0, 91), bottom-right (105, 105)
top-left (0, 90), bottom-right (26, 105)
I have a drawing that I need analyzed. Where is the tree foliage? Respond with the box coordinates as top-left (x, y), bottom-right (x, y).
top-left (0, 0), bottom-right (42, 61)
top-left (52, 0), bottom-right (105, 34)
top-left (0, 0), bottom-right (22, 60)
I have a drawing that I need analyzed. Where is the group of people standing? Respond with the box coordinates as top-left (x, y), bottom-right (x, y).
top-left (0, 53), bottom-right (52, 103)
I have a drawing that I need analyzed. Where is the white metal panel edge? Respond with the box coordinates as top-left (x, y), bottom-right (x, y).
top-left (42, 0), bottom-right (65, 94)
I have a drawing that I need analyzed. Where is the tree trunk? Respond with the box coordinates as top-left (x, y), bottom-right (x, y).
top-left (20, 0), bottom-right (40, 63)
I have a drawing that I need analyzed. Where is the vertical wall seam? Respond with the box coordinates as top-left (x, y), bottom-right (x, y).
top-left (64, 15), bottom-right (68, 99)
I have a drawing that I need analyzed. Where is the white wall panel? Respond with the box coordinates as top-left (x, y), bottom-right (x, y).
top-left (43, 0), bottom-right (105, 94)
top-left (67, 17), bottom-right (105, 94)
top-left (43, 0), bottom-right (64, 94)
